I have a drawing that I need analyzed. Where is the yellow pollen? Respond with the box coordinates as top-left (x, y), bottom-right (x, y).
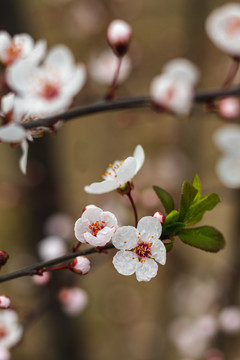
top-left (124, 241), bottom-right (126, 244)
top-left (132, 257), bottom-right (135, 259)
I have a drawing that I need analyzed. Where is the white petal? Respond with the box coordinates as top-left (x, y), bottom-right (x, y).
top-left (216, 156), bottom-right (240, 188)
top-left (1, 92), bottom-right (15, 114)
top-left (133, 144), bottom-right (145, 175)
top-left (19, 140), bottom-right (28, 174)
top-left (82, 205), bottom-right (102, 222)
top-left (112, 226), bottom-right (138, 250)
top-left (0, 124), bottom-right (26, 142)
top-left (137, 216), bottom-right (162, 239)
top-left (6, 60), bottom-right (35, 94)
top-left (100, 211), bottom-right (118, 228)
top-left (30, 39), bottom-right (47, 64)
top-left (112, 250), bottom-right (138, 276)
top-left (0, 31), bottom-right (11, 53)
top-left (135, 258), bottom-right (158, 281)
top-left (63, 63), bottom-right (86, 96)
top-left (13, 34), bottom-right (34, 56)
top-left (84, 180), bottom-right (118, 194)
top-left (151, 238), bottom-right (166, 265)
top-left (163, 58), bottom-right (200, 85)
top-left (117, 156), bottom-right (137, 185)
top-left (84, 227), bottom-right (114, 246)
top-left (74, 218), bottom-right (87, 243)
top-left (45, 45), bottom-right (75, 78)
top-left (213, 125), bottom-right (240, 155)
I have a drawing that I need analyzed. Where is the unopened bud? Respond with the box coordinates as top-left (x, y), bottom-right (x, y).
top-left (153, 211), bottom-right (165, 224)
top-left (32, 271), bottom-right (51, 285)
top-left (69, 256), bottom-right (91, 275)
top-left (107, 19), bottom-right (132, 57)
top-left (218, 97), bottom-right (240, 119)
top-left (0, 251), bottom-right (9, 267)
top-left (0, 295), bottom-right (10, 309)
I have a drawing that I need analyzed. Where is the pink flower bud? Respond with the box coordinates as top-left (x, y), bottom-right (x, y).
top-left (107, 19), bottom-right (132, 57)
top-left (0, 295), bottom-right (10, 309)
top-left (0, 348), bottom-right (10, 360)
top-left (32, 271), bottom-right (51, 285)
top-left (153, 211), bottom-right (165, 224)
top-left (58, 287), bottom-right (88, 315)
top-left (0, 251), bottom-right (9, 267)
top-left (69, 256), bottom-right (91, 275)
top-left (218, 97), bottom-right (240, 119)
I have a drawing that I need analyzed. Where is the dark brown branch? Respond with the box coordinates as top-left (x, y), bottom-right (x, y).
top-left (0, 243), bottom-right (114, 283)
top-left (21, 85), bottom-right (240, 131)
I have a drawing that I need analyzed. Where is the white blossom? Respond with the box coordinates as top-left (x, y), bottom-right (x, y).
top-left (58, 287), bottom-right (88, 315)
top-left (38, 236), bottom-right (67, 261)
top-left (112, 216), bottom-right (166, 282)
top-left (74, 205), bottom-right (118, 246)
top-left (150, 58), bottom-right (199, 115)
top-left (213, 124), bottom-right (240, 188)
top-left (205, 3), bottom-right (240, 56)
top-left (89, 49), bottom-right (131, 86)
top-left (219, 306), bottom-right (240, 333)
top-left (0, 310), bottom-right (23, 350)
top-left (0, 32), bottom-right (46, 66)
top-left (84, 145), bottom-right (145, 194)
top-left (7, 45), bottom-right (86, 116)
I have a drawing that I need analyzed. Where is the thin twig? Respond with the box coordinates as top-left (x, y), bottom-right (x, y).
top-left (21, 85), bottom-right (240, 131)
top-left (222, 58), bottom-right (240, 89)
top-left (126, 191), bottom-right (138, 227)
top-left (0, 243), bottom-right (114, 283)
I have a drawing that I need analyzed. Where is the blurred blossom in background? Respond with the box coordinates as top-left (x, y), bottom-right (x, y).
top-left (0, 1), bottom-right (240, 360)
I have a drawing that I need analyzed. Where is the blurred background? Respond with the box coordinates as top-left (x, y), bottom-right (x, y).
top-left (0, 0), bottom-right (239, 359)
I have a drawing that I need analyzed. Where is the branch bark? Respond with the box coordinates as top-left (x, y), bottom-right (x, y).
top-left (22, 85), bottom-right (240, 130)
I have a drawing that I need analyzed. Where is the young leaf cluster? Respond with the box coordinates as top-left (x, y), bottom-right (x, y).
top-left (153, 175), bottom-right (225, 252)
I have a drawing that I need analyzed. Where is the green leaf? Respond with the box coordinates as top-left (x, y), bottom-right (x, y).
top-left (164, 210), bottom-right (179, 226)
top-left (178, 182), bottom-right (198, 222)
top-left (184, 193), bottom-right (220, 226)
top-left (163, 222), bottom-right (186, 236)
top-left (192, 174), bottom-right (202, 202)
top-left (178, 226), bottom-right (225, 252)
top-left (153, 186), bottom-right (174, 214)
top-left (192, 174), bottom-right (201, 193)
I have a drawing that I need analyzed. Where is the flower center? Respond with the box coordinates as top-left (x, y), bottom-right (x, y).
top-left (134, 241), bottom-right (152, 262)
top-left (102, 161), bottom-right (124, 180)
top-left (0, 327), bottom-right (7, 339)
top-left (226, 17), bottom-right (240, 36)
top-left (88, 220), bottom-right (105, 236)
top-left (5, 41), bottom-right (22, 65)
top-left (39, 82), bottom-right (60, 100)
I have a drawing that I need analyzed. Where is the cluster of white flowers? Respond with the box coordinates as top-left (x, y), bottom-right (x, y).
top-left (73, 145), bottom-right (167, 282)
top-left (0, 31), bottom-right (86, 174)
